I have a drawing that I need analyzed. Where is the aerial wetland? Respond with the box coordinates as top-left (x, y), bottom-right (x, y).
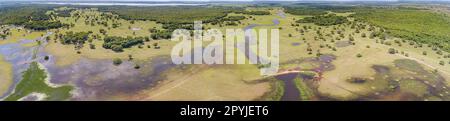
top-left (0, 2), bottom-right (449, 101)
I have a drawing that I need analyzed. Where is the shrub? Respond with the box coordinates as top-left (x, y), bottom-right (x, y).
top-left (113, 58), bottom-right (122, 66)
top-left (356, 53), bottom-right (362, 58)
top-left (388, 48), bottom-right (396, 54)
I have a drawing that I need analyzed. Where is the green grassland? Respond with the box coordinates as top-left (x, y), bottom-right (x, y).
top-left (293, 77), bottom-right (314, 101)
top-left (259, 78), bottom-right (284, 101)
top-left (4, 62), bottom-right (73, 101)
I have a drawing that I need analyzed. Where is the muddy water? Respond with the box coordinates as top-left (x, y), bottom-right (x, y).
top-left (0, 32), bottom-right (51, 99)
top-left (0, 41), bottom-right (36, 99)
top-left (276, 73), bottom-right (300, 101)
top-left (275, 72), bottom-right (315, 101)
top-left (45, 56), bottom-right (175, 100)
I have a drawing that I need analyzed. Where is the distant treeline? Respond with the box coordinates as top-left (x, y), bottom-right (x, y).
top-left (284, 5), bottom-right (355, 16)
top-left (98, 6), bottom-right (243, 24)
top-left (236, 11), bottom-right (271, 15)
top-left (54, 9), bottom-right (76, 17)
top-left (352, 8), bottom-right (450, 52)
top-left (296, 14), bottom-right (348, 26)
top-left (97, 6), bottom-right (247, 39)
top-left (0, 5), bottom-right (66, 30)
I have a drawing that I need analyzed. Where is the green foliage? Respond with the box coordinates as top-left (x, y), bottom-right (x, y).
top-left (293, 77), bottom-right (314, 101)
top-left (261, 78), bottom-right (285, 101)
top-left (356, 53), bottom-right (362, 58)
top-left (151, 30), bottom-right (172, 40)
top-left (113, 58), bottom-right (122, 66)
top-left (353, 8), bottom-right (450, 52)
top-left (54, 9), bottom-right (75, 17)
top-left (99, 6), bottom-right (242, 24)
top-left (237, 11), bottom-right (270, 15)
top-left (0, 5), bottom-right (54, 23)
top-left (24, 21), bottom-right (66, 30)
top-left (103, 36), bottom-right (144, 52)
top-left (296, 14), bottom-right (347, 26)
top-left (284, 7), bottom-right (327, 16)
top-left (60, 31), bottom-right (90, 45)
top-left (222, 16), bottom-right (246, 21)
top-left (0, 34), bottom-right (7, 39)
top-left (4, 62), bottom-right (73, 101)
top-left (30, 10), bottom-right (51, 21)
top-left (388, 48), bottom-right (396, 54)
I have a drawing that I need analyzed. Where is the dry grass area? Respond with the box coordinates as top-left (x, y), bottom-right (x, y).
top-left (0, 28), bottom-right (45, 45)
top-left (127, 64), bottom-right (269, 101)
top-left (44, 9), bottom-right (172, 66)
top-left (0, 55), bottom-right (13, 97)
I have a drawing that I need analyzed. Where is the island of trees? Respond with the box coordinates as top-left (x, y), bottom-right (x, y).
top-left (296, 14), bottom-right (348, 26)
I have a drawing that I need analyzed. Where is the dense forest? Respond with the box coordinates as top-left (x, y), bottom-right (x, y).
top-left (103, 36), bottom-right (144, 52)
top-left (0, 5), bottom-right (66, 30)
top-left (284, 6), bottom-right (328, 16)
top-left (54, 9), bottom-right (75, 17)
top-left (0, 6), bottom-right (40, 25)
top-left (296, 14), bottom-right (348, 26)
top-left (237, 11), bottom-right (271, 15)
top-left (97, 6), bottom-right (246, 40)
top-left (284, 5), bottom-right (354, 16)
top-left (353, 8), bottom-right (450, 52)
top-left (98, 6), bottom-right (243, 24)
top-left (24, 21), bottom-right (66, 30)
top-left (60, 31), bottom-right (90, 46)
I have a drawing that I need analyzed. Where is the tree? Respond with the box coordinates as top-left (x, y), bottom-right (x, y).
top-left (356, 53), bottom-right (362, 58)
top-left (349, 36), bottom-right (355, 41)
top-left (0, 34), bottom-right (7, 39)
top-left (128, 54), bottom-right (133, 61)
top-left (60, 31), bottom-right (90, 48)
top-left (44, 56), bottom-right (49, 61)
top-left (388, 48), bottom-right (396, 54)
top-left (23, 21), bottom-right (66, 30)
top-left (423, 51), bottom-right (427, 55)
top-left (134, 64), bottom-right (140, 69)
top-left (111, 45), bottom-right (123, 52)
top-left (113, 58), bottom-right (122, 66)
top-left (439, 61), bottom-right (445, 66)
top-left (99, 29), bottom-right (107, 35)
top-left (89, 44), bottom-right (96, 49)
top-left (436, 50), bottom-right (443, 55)
top-left (103, 36), bottom-right (144, 52)
top-left (153, 42), bottom-right (160, 49)
top-left (296, 14), bottom-right (348, 26)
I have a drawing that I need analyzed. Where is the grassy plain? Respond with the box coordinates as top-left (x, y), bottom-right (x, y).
top-left (0, 55), bottom-right (13, 97)
top-left (4, 62), bottom-right (73, 101)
